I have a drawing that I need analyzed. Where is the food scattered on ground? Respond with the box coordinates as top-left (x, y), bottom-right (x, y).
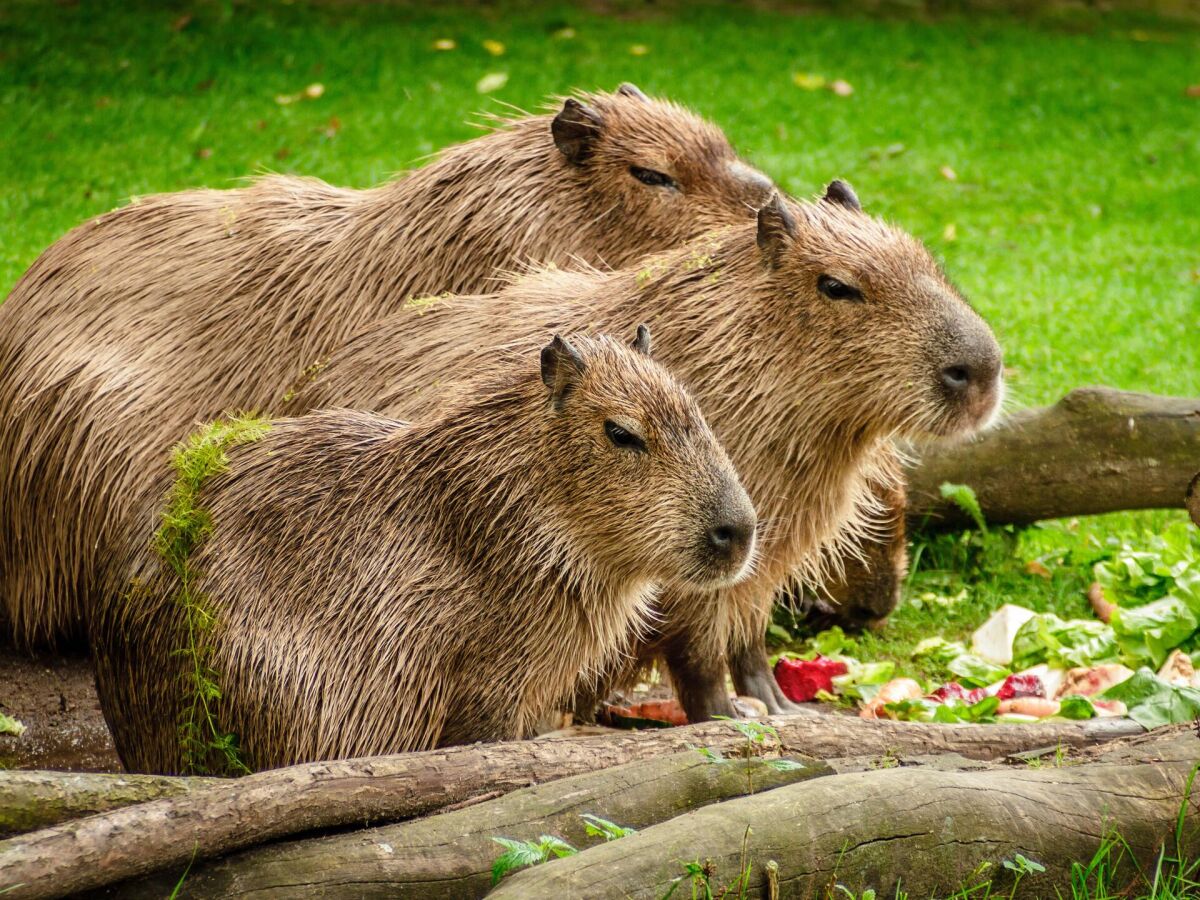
top-left (775, 525), bottom-right (1200, 728)
top-left (971, 603), bottom-right (1036, 665)
top-left (599, 699), bottom-right (688, 728)
top-left (774, 656), bottom-right (848, 703)
top-left (858, 678), bottom-right (923, 719)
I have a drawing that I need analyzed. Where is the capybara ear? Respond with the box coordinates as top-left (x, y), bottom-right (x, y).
top-left (630, 324), bottom-right (652, 356)
top-left (822, 179), bottom-right (862, 212)
top-left (552, 98), bottom-right (605, 165)
top-left (617, 82), bottom-right (649, 102)
top-left (756, 193), bottom-right (798, 269)
top-left (540, 334), bottom-right (588, 403)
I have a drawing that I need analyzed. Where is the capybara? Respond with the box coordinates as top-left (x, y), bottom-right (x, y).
top-left (283, 186), bottom-right (1004, 721)
top-left (0, 85), bottom-right (777, 647)
top-left (94, 330), bottom-right (757, 773)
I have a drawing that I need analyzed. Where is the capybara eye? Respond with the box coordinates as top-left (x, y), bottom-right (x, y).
top-left (817, 274), bottom-right (864, 302)
top-left (629, 166), bottom-right (678, 190)
top-left (604, 420), bottom-right (647, 452)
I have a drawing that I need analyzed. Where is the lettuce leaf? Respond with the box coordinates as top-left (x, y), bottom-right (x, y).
top-left (1011, 613), bottom-right (1119, 670)
top-left (1055, 695), bottom-right (1096, 720)
top-left (1099, 667), bottom-right (1200, 729)
top-left (1110, 595), bottom-right (1198, 669)
top-left (831, 660), bottom-right (896, 703)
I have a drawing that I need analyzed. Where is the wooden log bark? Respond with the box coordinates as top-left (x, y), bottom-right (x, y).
top-left (907, 388), bottom-right (1200, 528)
top-left (1187, 472), bottom-right (1200, 526)
top-left (0, 714), bottom-right (1140, 900)
top-left (98, 750), bottom-right (829, 899)
top-left (0, 771), bottom-right (216, 837)
top-left (493, 731), bottom-right (1200, 899)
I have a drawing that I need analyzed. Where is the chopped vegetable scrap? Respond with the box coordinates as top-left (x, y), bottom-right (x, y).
top-left (774, 656), bottom-right (848, 703)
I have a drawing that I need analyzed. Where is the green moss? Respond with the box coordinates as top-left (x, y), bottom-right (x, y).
top-left (154, 415), bottom-right (270, 776)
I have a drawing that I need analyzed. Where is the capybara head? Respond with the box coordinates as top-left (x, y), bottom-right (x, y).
top-left (538, 327), bottom-right (757, 589)
top-left (551, 84), bottom-right (775, 252)
top-left (754, 183), bottom-right (1003, 442)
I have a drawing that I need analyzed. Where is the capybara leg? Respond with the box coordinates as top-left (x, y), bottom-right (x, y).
top-left (729, 640), bottom-right (802, 714)
top-left (665, 642), bottom-right (736, 722)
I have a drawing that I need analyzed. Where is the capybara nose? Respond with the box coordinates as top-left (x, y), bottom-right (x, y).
top-left (707, 521), bottom-right (751, 557)
top-left (706, 513), bottom-right (756, 568)
top-left (940, 363), bottom-right (972, 394)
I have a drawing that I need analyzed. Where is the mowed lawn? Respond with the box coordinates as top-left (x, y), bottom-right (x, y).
top-left (1, 0), bottom-right (1198, 662)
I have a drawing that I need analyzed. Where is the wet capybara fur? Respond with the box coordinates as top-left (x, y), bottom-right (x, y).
top-left (95, 331), bottom-right (757, 773)
top-left (284, 186), bottom-right (1005, 721)
top-left (0, 85), bottom-right (776, 647)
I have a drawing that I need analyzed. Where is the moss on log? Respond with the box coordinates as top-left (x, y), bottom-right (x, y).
top-left (0, 771), bottom-right (215, 837)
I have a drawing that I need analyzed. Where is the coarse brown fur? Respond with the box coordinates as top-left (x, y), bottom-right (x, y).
top-left (283, 189), bottom-right (1004, 721)
top-left (0, 86), bottom-right (775, 648)
top-left (93, 333), bottom-right (756, 773)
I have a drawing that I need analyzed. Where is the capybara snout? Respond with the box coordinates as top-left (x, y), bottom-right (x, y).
top-left (542, 326), bottom-right (757, 592)
top-left (931, 304), bottom-right (1004, 435)
top-left (695, 473), bottom-right (757, 588)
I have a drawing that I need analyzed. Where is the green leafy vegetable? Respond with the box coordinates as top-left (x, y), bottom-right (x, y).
top-left (1099, 667), bottom-right (1200, 729)
top-left (1093, 522), bottom-right (1200, 612)
top-left (1011, 613), bottom-right (1119, 670)
top-left (831, 660), bottom-right (895, 702)
top-left (1110, 595), bottom-right (1198, 669)
top-left (1055, 695), bottom-right (1096, 720)
top-left (946, 653), bottom-right (1009, 688)
top-left (884, 695), bottom-right (998, 724)
top-left (0, 712), bottom-right (25, 737)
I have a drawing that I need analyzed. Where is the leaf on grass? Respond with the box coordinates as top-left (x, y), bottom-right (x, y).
top-left (792, 73), bottom-right (826, 90)
top-left (482, 39), bottom-right (506, 56)
top-left (940, 165), bottom-right (957, 181)
top-left (629, 44), bottom-right (650, 56)
top-left (433, 38), bottom-right (457, 51)
top-left (476, 72), bottom-right (508, 94)
top-left (1025, 559), bottom-right (1052, 579)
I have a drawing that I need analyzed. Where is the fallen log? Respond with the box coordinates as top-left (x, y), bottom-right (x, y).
top-left (907, 388), bottom-right (1200, 528)
top-left (98, 750), bottom-right (829, 898)
top-left (493, 730), bottom-right (1200, 899)
top-left (0, 713), bottom-right (1140, 899)
top-left (0, 771), bottom-right (215, 837)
